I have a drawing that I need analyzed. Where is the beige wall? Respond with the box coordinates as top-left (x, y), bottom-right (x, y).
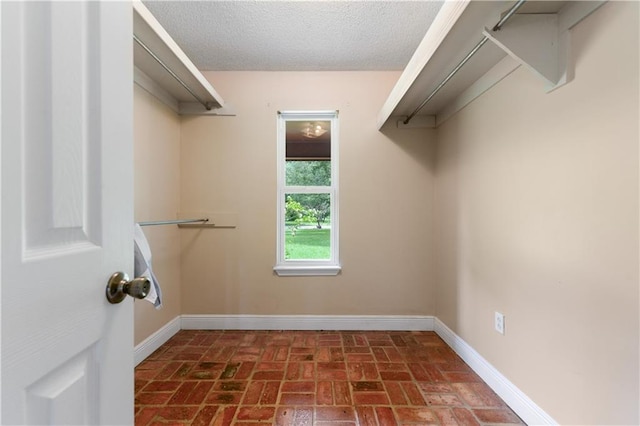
top-left (179, 72), bottom-right (436, 315)
top-left (133, 85), bottom-right (183, 345)
top-left (434, 2), bottom-right (639, 424)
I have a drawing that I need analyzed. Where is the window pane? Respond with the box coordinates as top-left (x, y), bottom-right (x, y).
top-left (285, 120), bottom-right (331, 186)
top-left (285, 121), bottom-right (331, 158)
top-left (286, 160), bottom-right (331, 186)
top-left (284, 193), bottom-right (331, 260)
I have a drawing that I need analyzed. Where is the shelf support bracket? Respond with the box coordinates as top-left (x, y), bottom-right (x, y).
top-left (483, 14), bottom-right (561, 91)
top-left (483, 2), bottom-right (606, 93)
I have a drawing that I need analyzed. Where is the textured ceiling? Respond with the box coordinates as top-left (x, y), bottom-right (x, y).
top-left (143, 1), bottom-right (444, 71)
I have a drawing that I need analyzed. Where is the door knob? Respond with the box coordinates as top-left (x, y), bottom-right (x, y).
top-left (106, 272), bottom-right (150, 304)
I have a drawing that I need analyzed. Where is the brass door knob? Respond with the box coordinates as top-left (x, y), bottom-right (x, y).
top-left (105, 272), bottom-right (150, 304)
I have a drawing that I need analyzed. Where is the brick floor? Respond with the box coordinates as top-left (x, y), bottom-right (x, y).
top-left (135, 330), bottom-right (524, 425)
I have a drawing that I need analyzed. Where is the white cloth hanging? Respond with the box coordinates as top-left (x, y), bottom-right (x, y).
top-left (134, 223), bottom-right (163, 308)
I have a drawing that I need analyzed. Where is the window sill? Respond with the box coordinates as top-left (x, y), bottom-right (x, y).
top-left (273, 265), bottom-right (341, 276)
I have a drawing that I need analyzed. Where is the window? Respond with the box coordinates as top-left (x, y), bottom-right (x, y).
top-left (274, 111), bottom-right (340, 276)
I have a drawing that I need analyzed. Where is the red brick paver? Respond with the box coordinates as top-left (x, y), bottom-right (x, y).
top-left (135, 330), bottom-right (524, 425)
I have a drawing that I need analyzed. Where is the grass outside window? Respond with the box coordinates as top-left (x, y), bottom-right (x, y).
top-left (285, 224), bottom-right (330, 260)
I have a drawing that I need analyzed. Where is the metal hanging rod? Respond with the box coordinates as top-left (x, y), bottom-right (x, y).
top-left (133, 34), bottom-right (213, 111)
top-left (403, 0), bottom-right (527, 125)
top-left (139, 218), bottom-right (209, 227)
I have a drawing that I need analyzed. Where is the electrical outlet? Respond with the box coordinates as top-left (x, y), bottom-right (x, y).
top-left (495, 312), bottom-right (505, 335)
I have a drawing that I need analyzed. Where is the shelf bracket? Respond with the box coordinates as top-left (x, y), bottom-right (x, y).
top-left (483, 2), bottom-right (606, 93)
top-left (483, 14), bottom-right (560, 91)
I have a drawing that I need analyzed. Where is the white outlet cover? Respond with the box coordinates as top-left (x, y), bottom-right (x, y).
top-left (495, 312), bottom-right (505, 335)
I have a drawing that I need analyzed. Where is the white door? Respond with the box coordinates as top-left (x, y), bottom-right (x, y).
top-left (1, 1), bottom-right (134, 424)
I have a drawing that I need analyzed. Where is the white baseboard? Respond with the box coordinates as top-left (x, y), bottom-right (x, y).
top-left (181, 314), bottom-right (435, 331)
top-left (434, 318), bottom-right (557, 425)
top-left (134, 316), bottom-right (181, 366)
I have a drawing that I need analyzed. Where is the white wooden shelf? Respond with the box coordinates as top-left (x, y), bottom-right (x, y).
top-left (133, 0), bottom-right (233, 116)
top-left (377, 0), bottom-right (605, 130)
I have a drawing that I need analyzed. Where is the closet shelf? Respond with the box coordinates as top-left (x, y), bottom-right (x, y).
top-left (377, 0), bottom-right (604, 130)
top-left (133, 0), bottom-right (233, 116)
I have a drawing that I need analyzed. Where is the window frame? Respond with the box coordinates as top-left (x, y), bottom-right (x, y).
top-left (274, 110), bottom-right (340, 276)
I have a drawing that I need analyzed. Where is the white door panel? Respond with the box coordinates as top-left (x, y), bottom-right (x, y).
top-left (1, 1), bottom-right (133, 424)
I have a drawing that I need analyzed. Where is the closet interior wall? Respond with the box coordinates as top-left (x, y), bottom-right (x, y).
top-left (434, 2), bottom-right (639, 424)
top-left (133, 85), bottom-right (183, 346)
top-left (179, 71), bottom-right (436, 317)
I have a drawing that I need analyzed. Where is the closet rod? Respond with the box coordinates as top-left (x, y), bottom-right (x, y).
top-left (133, 34), bottom-right (213, 111)
top-left (139, 218), bottom-right (209, 227)
top-left (403, 0), bottom-right (527, 125)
